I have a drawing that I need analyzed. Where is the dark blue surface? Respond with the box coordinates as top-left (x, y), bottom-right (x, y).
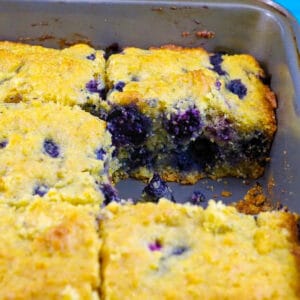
top-left (275, 0), bottom-right (300, 21)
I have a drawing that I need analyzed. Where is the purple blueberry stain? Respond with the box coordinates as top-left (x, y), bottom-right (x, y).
top-left (86, 79), bottom-right (106, 99)
top-left (205, 116), bottom-right (234, 142)
top-left (164, 107), bottom-right (202, 142)
top-left (174, 150), bottom-right (194, 171)
top-left (43, 139), bottom-right (60, 158)
top-left (210, 53), bottom-right (227, 76)
top-left (129, 146), bottom-right (153, 170)
top-left (107, 104), bottom-right (152, 147)
top-left (33, 184), bottom-right (49, 197)
top-left (148, 239), bottom-right (163, 252)
top-left (114, 81), bottom-right (125, 92)
top-left (226, 79), bottom-right (247, 99)
top-left (215, 80), bottom-right (222, 90)
top-left (142, 173), bottom-right (174, 203)
top-left (86, 53), bottom-right (96, 60)
top-left (171, 246), bottom-right (188, 256)
top-left (95, 148), bottom-right (106, 160)
top-left (0, 140), bottom-right (8, 149)
top-left (99, 183), bottom-right (120, 206)
top-left (190, 190), bottom-right (206, 205)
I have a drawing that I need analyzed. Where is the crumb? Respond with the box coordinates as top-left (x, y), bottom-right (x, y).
top-left (232, 183), bottom-right (274, 215)
top-left (221, 190), bottom-right (232, 197)
top-left (195, 30), bottom-right (215, 39)
top-left (181, 31), bottom-right (190, 37)
top-left (152, 7), bottom-right (163, 12)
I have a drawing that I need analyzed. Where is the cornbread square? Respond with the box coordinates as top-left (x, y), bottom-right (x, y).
top-left (0, 200), bottom-right (101, 299)
top-left (106, 46), bottom-right (276, 183)
top-left (0, 102), bottom-right (116, 206)
top-left (101, 200), bottom-right (300, 300)
top-left (0, 41), bottom-right (105, 106)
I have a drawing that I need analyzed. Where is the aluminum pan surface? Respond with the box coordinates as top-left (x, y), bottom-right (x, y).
top-left (0, 0), bottom-right (299, 212)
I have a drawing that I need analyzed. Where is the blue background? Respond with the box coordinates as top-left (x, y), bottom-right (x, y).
top-left (274, 0), bottom-right (300, 22)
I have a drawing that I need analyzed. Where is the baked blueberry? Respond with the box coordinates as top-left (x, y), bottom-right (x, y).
top-left (142, 173), bottom-right (174, 202)
top-left (164, 108), bottom-right (202, 142)
top-left (210, 53), bottom-right (227, 75)
top-left (95, 148), bottom-right (106, 160)
top-left (206, 116), bottom-right (233, 142)
top-left (148, 239), bottom-right (163, 251)
top-left (226, 79), bottom-right (247, 99)
top-left (99, 183), bottom-right (119, 206)
top-left (104, 43), bottom-right (122, 60)
top-left (86, 79), bottom-right (106, 99)
top-left (172, 246), bottom-right (188, 256)
top-left (0, 140), bottom-right (8, 149)
top-left (129, 147), bottom-right (153, 169)
top-left (43, 139), bottom-right (60, 158)
top-left (107, 104), bottom-right (152, 147)
top-left (190, 190), bottom-right (206, 205)
top-left (174, 150), bottom-right (194, 171)
top-left (86, 53), bottom-right (96, 60)
top-left (114, 81), bottom-right (125, 92)
top-left (33, 184), bottom-right (49, 197)
top-left (190, 137), bottom-right (219, 168)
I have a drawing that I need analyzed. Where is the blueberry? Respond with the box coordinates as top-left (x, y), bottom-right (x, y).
top-left (86, 79), bottom-right (106, 99)
top-left (172, 246), bottom-right (188, 256)
top-left (190, 137), bottom-right (219, 168)
top-left (114, 81), bottom-right (125, 92)
top-left (107, 104), bottom-right (152, 147)
top-left (129, 147), bottom-right (153, 169)
top-left (86, 53), bottom-right (96, 60)
top-left (33, 184), bottom-right (49, 197)
top-left (0, 140), bottom-right (8, 149)
top-left (43, 139), bottom-right (60, 158)
top-left (226, 79), bottom-right (247, 99)
top-left (142, 173), bottom-right (174, 202)
top-left (174, 150), bottom-right (193, 171)
top-left (164, 108), bottom-right (202, 142)
top-left (99, 183), bottom-right (119, 206)
top-left (205, 116), bottom-right (233, 141)
top-left (104, 43), bottom-right (122, 60)
top-left (215, 80), bottom-right (222, 90)
top-left (95, 148), bottom-right (106, 160)
top-left (240, 131), bottom-right (269, 162)
top-left (190, 190), bottom-right (206, 205)
top-left (148, 239), bottom-right (163, 251)
top-left (210, 53), bottom-right (227, 75)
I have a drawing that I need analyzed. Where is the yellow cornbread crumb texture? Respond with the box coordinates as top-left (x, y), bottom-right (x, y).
top-left (107, 47), bottom-right (276, 136)
top-left (101, 199), bottom-right (300, 300)
top-left (0, 41), bottom-right (105, 106)
top-left (0, 102), bottom-right (113, 206)
top-left (0, 199), bottom-right (101, 300)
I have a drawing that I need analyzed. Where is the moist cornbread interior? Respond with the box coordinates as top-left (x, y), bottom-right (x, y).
top-left (105, 46), bottom-right (276, 183)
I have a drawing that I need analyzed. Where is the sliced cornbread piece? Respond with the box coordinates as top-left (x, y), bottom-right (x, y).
top-left (106, 46), bottom-right (276, 183)
top-left (0, 41), bottom-right (105, 106)
top-left (101, 199), bottom-right (300, 300)
top-left (0, 199), bottom-right (101, 299)
top-left (0, 102), bottom-right (117, 206)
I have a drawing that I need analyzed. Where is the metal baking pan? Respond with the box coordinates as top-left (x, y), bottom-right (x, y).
top-left (0, 0), bottom-right (299, 212)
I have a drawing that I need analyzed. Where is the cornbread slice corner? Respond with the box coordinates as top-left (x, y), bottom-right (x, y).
top-left (0, 199), bottom-right (101, 299)
top-left (0, 41), bottom-right (105, 106)
top-left (101, 199), bottom-right (300, 300)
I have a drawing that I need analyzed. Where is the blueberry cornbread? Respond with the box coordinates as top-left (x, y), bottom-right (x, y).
top-left (0, 41), bottom-right (105, 106)
top-left (100, 199), bottom-right (300, 300)
top-left (0, 199), bottom-right (101, 299)
top-left (0, 102), bottom-right (117, 206)
top-left (106, 46), bottom-right (276, 183)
